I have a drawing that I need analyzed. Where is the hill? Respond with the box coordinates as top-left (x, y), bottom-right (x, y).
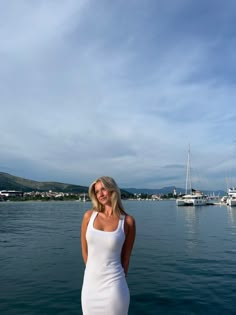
top-left (0, 172), bottom-right (88, 193)
top-left (125, 186), bottom-right (179, 195)
top-left (0, 172), bottom-right (225, 197)
top-left (124, 186), bottom-right (226, 196)
top-left (0, 172), bottom-right (133, 198)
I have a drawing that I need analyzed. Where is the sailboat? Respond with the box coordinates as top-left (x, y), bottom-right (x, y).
top-left (176, 146), bottom-right (207, 206)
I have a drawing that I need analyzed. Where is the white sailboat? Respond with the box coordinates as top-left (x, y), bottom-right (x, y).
top-left (176, 147), bottom-right (191, 206)
top-left (176, 146), bottom-right (207, 206)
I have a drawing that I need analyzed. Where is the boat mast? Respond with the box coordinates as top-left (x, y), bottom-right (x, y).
top-left (185, 145), bottom-right (192, 194)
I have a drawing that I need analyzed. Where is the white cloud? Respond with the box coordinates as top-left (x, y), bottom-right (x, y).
top-left (1, 0), bottom-right (236, 190)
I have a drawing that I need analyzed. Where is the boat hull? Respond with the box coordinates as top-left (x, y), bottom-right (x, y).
top-left (228, 197), bottom-right (236, 207)
top-left (176, 194), bottom-right (207, 206)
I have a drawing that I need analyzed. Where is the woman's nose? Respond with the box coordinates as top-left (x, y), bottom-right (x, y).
top-left (97, 190), bottom-right (103, 197)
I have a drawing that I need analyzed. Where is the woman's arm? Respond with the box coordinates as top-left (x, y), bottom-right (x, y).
top-left (121, 215), bottom-right (136, 276)
top-left (81, 210), bottom-right (93, 265)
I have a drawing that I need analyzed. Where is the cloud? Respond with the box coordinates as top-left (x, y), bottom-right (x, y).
top-left (1, 0), bottom-right (236, 190)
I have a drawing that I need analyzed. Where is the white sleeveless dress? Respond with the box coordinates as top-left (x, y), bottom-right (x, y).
top-left (81, 211), bottom-right (130, 315)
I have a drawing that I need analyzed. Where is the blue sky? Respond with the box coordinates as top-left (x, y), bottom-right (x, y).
top-left (1, 0), bottom-right (236, 191)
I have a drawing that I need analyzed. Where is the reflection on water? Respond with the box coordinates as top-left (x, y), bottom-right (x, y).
top-left (227, 207), bottom-right (236, 240)
top-left (227, 206), bottom-right (236, 225)
top-left (1, 201), bottom-right (236, 315)
top-left (180, 206), bottom-right (198, 230)
top-left (176, 206), bottom-right (202, 253)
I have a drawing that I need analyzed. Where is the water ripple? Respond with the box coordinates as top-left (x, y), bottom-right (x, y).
top-left (1, 201), bottom-right (236, 314)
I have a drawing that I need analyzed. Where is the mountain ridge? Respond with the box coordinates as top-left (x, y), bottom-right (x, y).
top-left (124, 186), bottom-right (226, 196)
top-left (0, 172), bottom-right (132, 197)
top-left (0, 172), bottom-right (226, 196)
top-left (0, 172), bottom-right (88, 193)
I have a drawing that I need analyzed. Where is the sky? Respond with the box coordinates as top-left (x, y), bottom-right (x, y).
top-left (1, 0), bottom-right (236, 191)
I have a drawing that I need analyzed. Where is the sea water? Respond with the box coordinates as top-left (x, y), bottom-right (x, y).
top-left (0, 200), bottom-right (235, 315)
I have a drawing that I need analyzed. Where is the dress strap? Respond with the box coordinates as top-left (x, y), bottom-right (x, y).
top-left (88, 211), bottom-right (98, 228)
top-left (120, 215), bottom-right (125, 232)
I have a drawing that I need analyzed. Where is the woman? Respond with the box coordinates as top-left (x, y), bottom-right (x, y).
top-left (81, 176), bottom-right (136, 315)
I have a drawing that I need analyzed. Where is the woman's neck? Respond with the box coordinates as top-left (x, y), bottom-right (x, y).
top-left (103, 205), bottom-right (113, 217)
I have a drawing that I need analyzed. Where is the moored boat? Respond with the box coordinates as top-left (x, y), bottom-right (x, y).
top-left (206, 194), bottom-right (221, 205)
top-left (226, 187), bottom-right (236, 207)
top-left (228, 195), bottom-right (236, 207)
top-left (176, 146), bottom-right (207, 206)
top-left (177, 192), bottom-right (207, 206)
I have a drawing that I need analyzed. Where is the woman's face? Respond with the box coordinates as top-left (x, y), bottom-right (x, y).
top-left (94, 181), bottom-right (112, 206)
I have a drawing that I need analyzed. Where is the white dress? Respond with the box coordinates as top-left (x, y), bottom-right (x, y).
top-left (81, 211), bottom-right (130, 315)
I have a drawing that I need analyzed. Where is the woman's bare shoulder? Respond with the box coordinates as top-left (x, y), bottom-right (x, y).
top-left (83, 209), bottom-right (94, 221)
top-left (124, 214), bottom-right (136, 238)
top-left (125, 214), bottom-right (135, 227)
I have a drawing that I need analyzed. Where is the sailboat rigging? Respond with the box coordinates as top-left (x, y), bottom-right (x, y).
top-left (176, 146), bottom-right (207, 206)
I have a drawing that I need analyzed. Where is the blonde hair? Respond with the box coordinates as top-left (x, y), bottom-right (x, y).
top-left (89, 176), bottom-right (126, 217)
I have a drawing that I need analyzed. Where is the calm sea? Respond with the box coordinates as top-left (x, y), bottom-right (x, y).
top-left (0, 200), bottom-right (236, 315)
